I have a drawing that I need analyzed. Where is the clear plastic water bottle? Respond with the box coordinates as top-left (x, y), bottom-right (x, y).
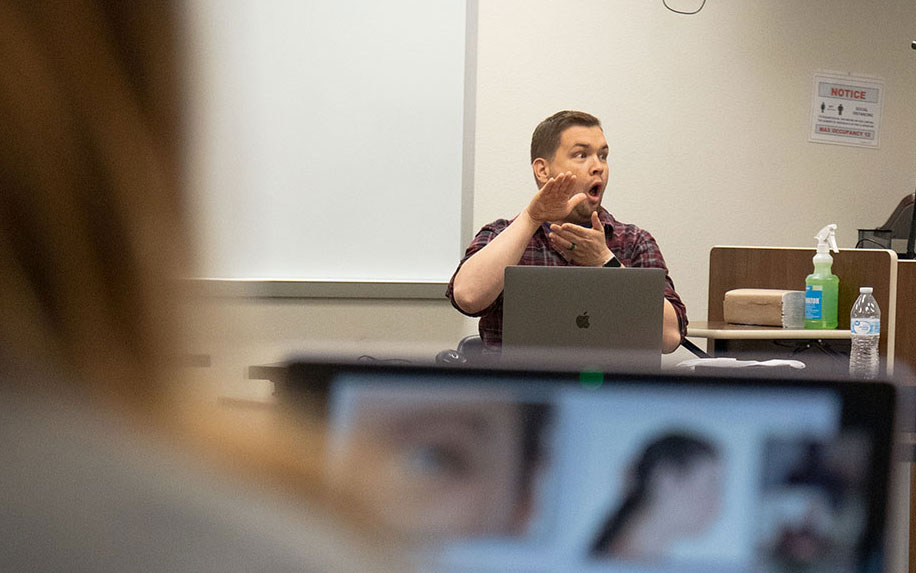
top-left (849, 287), bottom-right (880, 379)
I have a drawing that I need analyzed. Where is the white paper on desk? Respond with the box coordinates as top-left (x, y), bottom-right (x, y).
top-left (677, 357), bottom-right (806, 370)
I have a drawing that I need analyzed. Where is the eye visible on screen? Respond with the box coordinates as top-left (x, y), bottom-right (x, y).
top-left (403, 441), bottom-right (472, 479)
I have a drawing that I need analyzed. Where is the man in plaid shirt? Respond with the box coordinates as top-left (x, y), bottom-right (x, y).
top-left (446, 111), bottom-right (687, 352)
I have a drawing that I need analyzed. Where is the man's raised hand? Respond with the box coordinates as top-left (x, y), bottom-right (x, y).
top-left (523, 172), bottom-right (587, 224)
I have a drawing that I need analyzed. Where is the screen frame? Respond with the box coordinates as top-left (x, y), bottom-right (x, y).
top-left (282, 359), bottom-right (898, 568)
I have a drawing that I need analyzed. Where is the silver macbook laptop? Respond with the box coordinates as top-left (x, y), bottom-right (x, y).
top-left (502, 266), bottom-right (666, 367)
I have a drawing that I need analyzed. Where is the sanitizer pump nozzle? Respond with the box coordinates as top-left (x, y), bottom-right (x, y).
top-left (805, 224), bottom-right (840, 329)
top-left (814, 224), bottom-right (839, 257)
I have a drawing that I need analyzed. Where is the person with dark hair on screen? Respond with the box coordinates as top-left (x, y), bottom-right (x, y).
top-left (446, 110), bottom-right (687, 353)
top-left (590, 431), bottom-right (724, 562)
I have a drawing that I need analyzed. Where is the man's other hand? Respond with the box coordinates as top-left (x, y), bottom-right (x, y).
top-left (524, 172), bottom-right (587, 224)
top-left (548, 211), bottom-right (615, 267)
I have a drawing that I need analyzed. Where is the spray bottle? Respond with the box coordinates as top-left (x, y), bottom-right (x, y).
top-left (804, 224), bottom-right (839, 329)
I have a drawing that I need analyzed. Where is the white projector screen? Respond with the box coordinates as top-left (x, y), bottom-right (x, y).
top-left (182, 0), bottom-right (472, 285)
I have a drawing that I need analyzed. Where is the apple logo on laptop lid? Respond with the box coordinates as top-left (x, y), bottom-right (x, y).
top-left (576, 311), bottom-right (590, 329)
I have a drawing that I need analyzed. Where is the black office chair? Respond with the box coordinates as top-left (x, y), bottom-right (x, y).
top-left (881, 193), bottom-right (916, 259)
top-left (435, 334), bottom-right (484, 364)
top-left (457, 334), bottom-right (484, 359)
top-left (879, 193), bottom-right (915, 240)
top-left (861, 192), bottom-right (916, 258)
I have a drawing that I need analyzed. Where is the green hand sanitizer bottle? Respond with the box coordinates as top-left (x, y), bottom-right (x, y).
top-left (804, 224), bottom-right (839, 329)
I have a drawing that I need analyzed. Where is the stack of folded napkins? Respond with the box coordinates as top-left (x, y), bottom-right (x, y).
top-left (723, 288), bottom-right (806, 329)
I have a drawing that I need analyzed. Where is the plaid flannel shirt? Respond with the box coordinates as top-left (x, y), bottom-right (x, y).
top-left (445, 208), bottom-right (688, 348)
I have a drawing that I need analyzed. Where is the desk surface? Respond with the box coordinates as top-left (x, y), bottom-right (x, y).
top-left (688, 321), bottom-right (852, 340)
top-left (706, 247), bottom-right (895, 357)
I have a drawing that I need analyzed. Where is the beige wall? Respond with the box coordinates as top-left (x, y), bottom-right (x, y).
top-left (473, 0), bottom-right (916, 322)
top-left (188, 0), bottom-right (916, 398)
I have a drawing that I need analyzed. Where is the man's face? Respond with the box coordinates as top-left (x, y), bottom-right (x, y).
top-left (541, 125), bottom-right (609, 225)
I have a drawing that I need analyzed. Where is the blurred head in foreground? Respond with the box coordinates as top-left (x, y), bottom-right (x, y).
top-left (0, 0), bottom-right (187, 413)
top-left (0, 2), bottom-right (395, 570)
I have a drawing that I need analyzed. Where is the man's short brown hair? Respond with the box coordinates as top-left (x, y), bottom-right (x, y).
top-left (530, 110), bottom-right (602, 162)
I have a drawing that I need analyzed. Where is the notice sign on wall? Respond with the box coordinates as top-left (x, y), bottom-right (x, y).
top-left (809, 73), bottom-right (883, 148)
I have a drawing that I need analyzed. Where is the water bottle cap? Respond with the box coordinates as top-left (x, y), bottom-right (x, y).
top-left (860, 286), bottom-right (873, 294)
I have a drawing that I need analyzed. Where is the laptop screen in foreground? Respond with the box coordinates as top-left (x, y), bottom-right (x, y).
top-left (288, 364), bottom-right (895, 572)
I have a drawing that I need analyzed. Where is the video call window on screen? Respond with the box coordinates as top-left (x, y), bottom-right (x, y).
top-left (321, 371), bottom-right (884, 572)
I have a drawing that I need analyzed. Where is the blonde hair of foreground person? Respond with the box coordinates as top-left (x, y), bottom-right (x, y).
top-left (0, 2), bottom-right (398, 569)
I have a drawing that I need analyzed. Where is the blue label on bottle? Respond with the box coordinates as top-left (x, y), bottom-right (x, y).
top-left (805, 285), bottom-right (822, 319)
top-left (851, 318), bottom-right (880, 335)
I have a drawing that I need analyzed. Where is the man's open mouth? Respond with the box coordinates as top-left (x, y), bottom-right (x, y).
top-left (587, 182), bottom-right (602, 197)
